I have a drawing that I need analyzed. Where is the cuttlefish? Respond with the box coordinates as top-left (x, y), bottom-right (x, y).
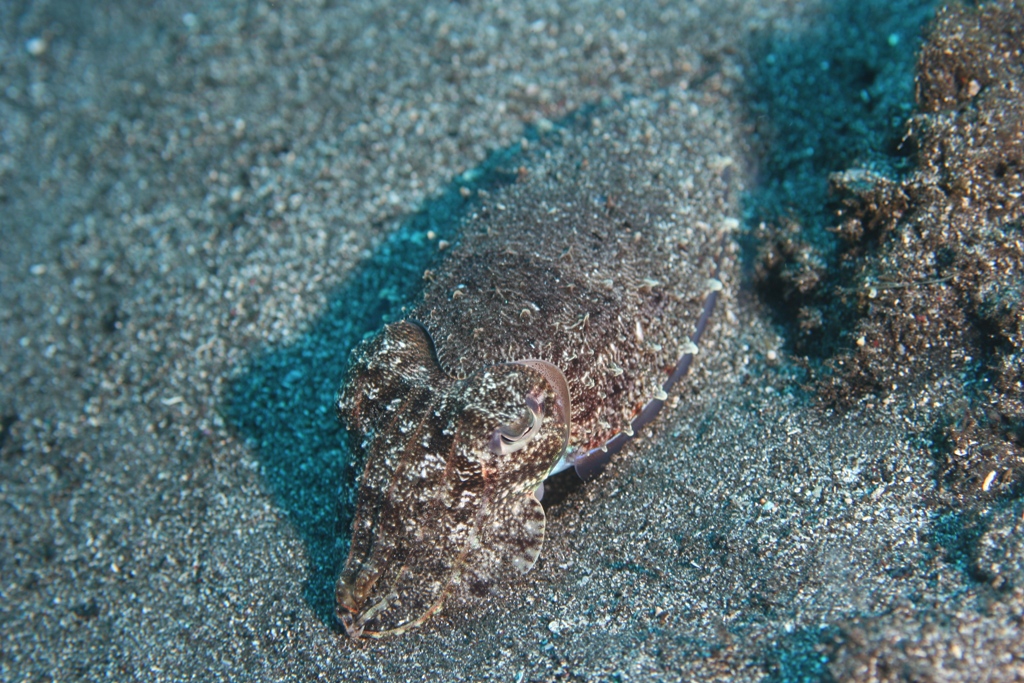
top-left (335, 96), bottom-right (738, 639)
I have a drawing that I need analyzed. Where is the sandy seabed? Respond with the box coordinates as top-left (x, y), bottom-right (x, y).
top-left (3, 0), bottom-right (1023, 681)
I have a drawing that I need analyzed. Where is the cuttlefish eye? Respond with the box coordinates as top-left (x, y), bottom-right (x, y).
top-left (488, 392), bottom-right (544, 456)
top-left (335, 321), bottom-right (572, 638)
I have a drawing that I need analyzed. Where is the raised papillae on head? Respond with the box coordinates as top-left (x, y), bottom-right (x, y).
top-left (336, 320), bottom-right (570, 638)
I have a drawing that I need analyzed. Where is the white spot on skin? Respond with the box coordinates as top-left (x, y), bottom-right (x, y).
top-left (721, 217), bottom-right (741, 232)
top-left (512, 556), bottom-right (530, 572)
top-left (708, 155), bottom-right (734, 172)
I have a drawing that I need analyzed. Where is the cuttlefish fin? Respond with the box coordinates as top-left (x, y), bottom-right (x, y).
top-left (461, 493), bottom-right (546, 598)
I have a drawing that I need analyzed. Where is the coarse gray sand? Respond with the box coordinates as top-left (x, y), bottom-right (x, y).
top-left (4, 0), bottom-right (1023, 681)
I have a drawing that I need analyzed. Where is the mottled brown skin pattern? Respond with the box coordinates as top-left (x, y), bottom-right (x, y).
top-left (336, 96), bottom-right (738, 638)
